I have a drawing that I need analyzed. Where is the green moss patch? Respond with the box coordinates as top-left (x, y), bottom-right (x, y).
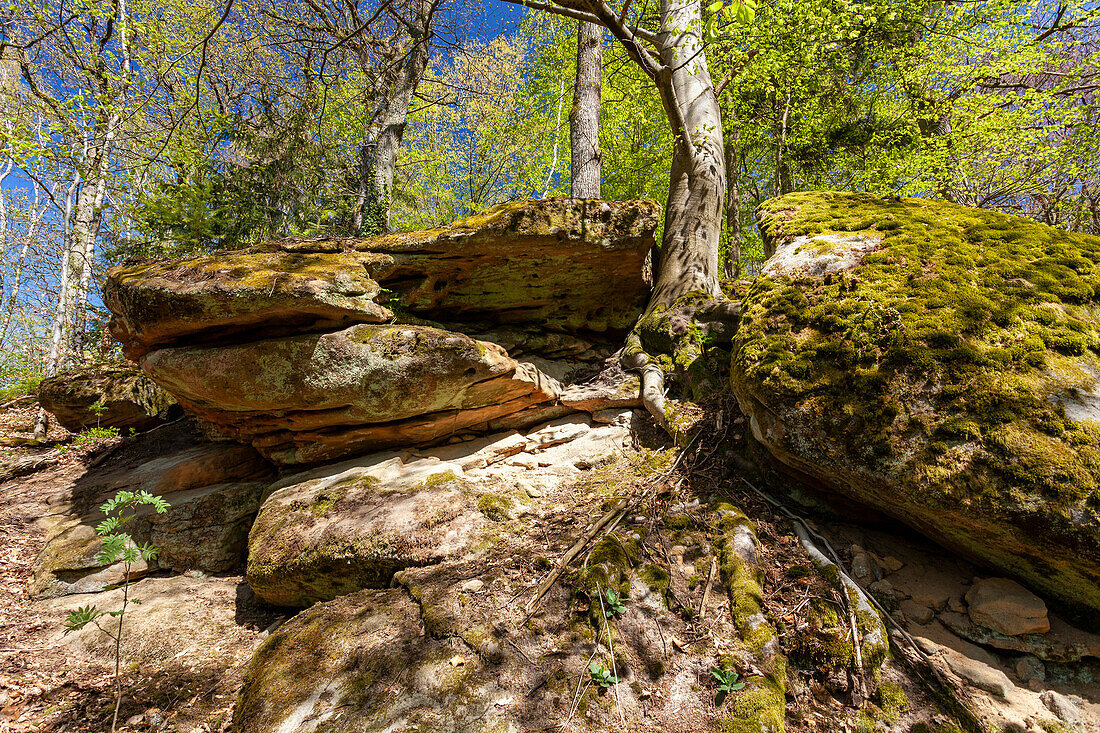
top-left (736, 191), bottom-right (1100, 614)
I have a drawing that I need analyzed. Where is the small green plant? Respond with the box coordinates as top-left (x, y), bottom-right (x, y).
top-left (589, 661), bottom-right (620, 689)
top-left (710, 666), bottom-right (746, 704)
top-left (603, 588), bottom-right (626, 617)
top-left (72, 425), bottom-right (122, 447)
top-left (64, 490), bottom-right (170, 733)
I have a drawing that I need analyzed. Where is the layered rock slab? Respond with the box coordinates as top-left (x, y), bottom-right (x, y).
top-left (733, 191), bottom-right (1100, 617)
top-left (144, 323), bottom-right (564, 465)
top-left (105, 198), bottom-right (659, 359)
top-left (37, 363), bottom-right (177, 433)
top-left (247, 413), bottom-right (637, 607)
top-left (32, 437), bottom-right (273, 598)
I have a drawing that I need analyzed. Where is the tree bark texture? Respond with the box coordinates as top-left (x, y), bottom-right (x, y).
top-left (648, 0), bottom-right (725, 309)
top-left (724, 119), bottom-right (741, 278)
top-left (570, 20), bottom-right (602, 199)
top-left (356, 0), bottom-right (435, 234)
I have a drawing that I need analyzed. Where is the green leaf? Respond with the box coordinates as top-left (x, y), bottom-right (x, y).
top-left (64, 605), bottom-right (104, 632)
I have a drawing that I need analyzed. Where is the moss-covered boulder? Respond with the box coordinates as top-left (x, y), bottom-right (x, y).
top-left (32, 441), bottom-right (272, 598)
top-left (105, 198), bottom-right (659, 360)
top-left (233, 588), bottom-right (516, 733)
top-left (733, 191), bottom-right (1100, 616)
top-left (37, 363), bottom-right (177, 433)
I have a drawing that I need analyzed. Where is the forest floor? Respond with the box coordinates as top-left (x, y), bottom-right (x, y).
top-left (1, 397), bottom-right (1093, 732)
top-left (0, 408), bottom-right (279, 733)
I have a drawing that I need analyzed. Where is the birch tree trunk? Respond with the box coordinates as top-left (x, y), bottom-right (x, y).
top-left (34, 144), bottom-right (85, 440)
top-left (542, 75), bottom-right (567, 198)
top-left (570, 20), bottom-right (602, 198)
top-left (0, 182), bottom-right (43, 351)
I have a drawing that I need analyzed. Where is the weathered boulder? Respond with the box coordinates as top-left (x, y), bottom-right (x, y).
top-left (247, 457), bottom-right (492, 607)
top-left (105, 198), bottom-right (659, 359)
top-left (36, 363), bottom-right (177, 433)
top-left (248, 413), bottom-right (636, 607)
top-left (733, 191), bottom-right (1100, 617)
top-left (965, 577), bottom-right (1050, 636)
top-left (32, 440), bottom-right (272, 598)
top-left (142, 323), bottom-right (566, 465)
top-left (233, 588), bottom-right (517, 733)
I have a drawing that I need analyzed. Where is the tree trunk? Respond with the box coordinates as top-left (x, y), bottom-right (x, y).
top-left (648, 0), bottom-right (725, 309)
top-left (358, 0), bottom-right (434, 234)
top-left (542, 75), bottom-right (567, 197)
top-left (0, 182), bottom-right (40, 352)
top-left (775, 90), bottom-right (792, 196)
top-left (724, 118), bottom-right (741, 279)
top-left (570, 20), bottom-right (602, 198)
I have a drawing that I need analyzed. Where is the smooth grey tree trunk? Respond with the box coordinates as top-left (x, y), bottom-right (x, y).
top-left (647, 0), bottom-right (726, 309)
top-left (570, 20), bottom-right (602, 198)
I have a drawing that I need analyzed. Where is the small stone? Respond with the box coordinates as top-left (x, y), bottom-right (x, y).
top-left (1041, 690), bottom-right (1080, 725)
top-left (461, 579), bottom-right (484, 593)
top-left (449, 655), bottom-right (466, 667)
top-left (966, 578), bottom-right (1049, 636)
top-left (850, 552), bottom-right (873, 583)
top-left (480, 639), bottom-right (504, 663)
top-left (1014, 656), bottom-right (1045, 683)
top-left (127, 714), bottom-right (144, 726)
top-left (868, 579), bottom-right (894, 598)
top-left (881, 556), bottom-right (904, 573)
top-left (900, 599), bottom-right (934, 624)
top-left (506, 455), bottom-right (538, 469)
top-left (522, 483), bottom-right (542, 498)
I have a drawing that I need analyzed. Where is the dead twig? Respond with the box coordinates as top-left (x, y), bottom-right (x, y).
top-left (698, 555), bottom-right (718, 622)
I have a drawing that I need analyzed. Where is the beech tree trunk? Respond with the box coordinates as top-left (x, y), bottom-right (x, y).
top-left (648, 0), bottom-right (725, 309)
top-left (570, 20), bottom-right (602, 199)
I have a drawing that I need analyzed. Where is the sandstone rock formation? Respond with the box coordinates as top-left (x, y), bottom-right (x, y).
top-left (733, 191), bottom-right (1100, 617)
top-left (965, 577), bottom-right (1050, 636)
top-left (36, 363), bottom-right (178, 433)
top-left (103, 199), bottom-right (654, 464)
top-left (247, 413), bottom-right (638, 607)
top-left (105, 198), bottom-right (659, 359)
top-left (32, 427), bottom-right (272, 598)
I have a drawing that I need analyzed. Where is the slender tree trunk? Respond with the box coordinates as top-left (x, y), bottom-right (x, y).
top-left (724, 119), bottom-right (741, 279)
top-left (647, 0), bottom-right (726, 309)
top-left (570, 20), bottom-right (602, 198)
top-left (542, 75), bottom-right (567, 198)
top-left (0, 155), bottom-right (13, 302)
top-left (775, 90), bottom-right (791, 196)
top-left (0, 182), bottom-right (43, 352)
top-left (359, 0), bottom-right (434, 233)
top-left (34, 149), bottom-right (85, 441)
